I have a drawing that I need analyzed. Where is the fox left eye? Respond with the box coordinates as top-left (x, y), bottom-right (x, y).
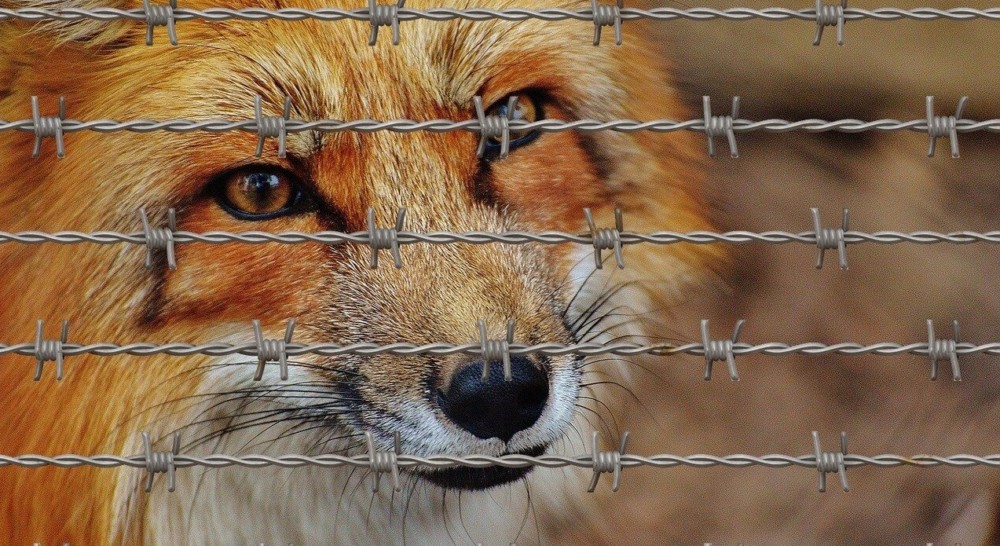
top-left (483, 93), bottom-right (543, 156)
top-left (213, 167), bottom-right (307, 220)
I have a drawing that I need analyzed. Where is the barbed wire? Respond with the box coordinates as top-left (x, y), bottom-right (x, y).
top-left (2, 6), bottom-right (999, 23)
top-left (2, 429), bottom-right (995, 498)
top-left (3, 228), bottom-right (1000, 246)
top-left (1, 452), bottom-right (998, 470)
top-left (3, 117), bottom-right (1000, 134)
top-left (14, 318), bottom-right (973, 382)
top-left (3, 340), bottom-right (996, 358)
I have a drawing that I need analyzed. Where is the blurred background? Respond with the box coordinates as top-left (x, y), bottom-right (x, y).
top-left (549, 2), bottom-right (1000, 544)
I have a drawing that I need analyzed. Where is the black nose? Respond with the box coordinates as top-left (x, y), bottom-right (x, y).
top-left (438, 357), bottom-right (549, 443)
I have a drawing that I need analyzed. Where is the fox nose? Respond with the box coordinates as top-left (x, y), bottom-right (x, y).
top-left (438, 357), bottom-right (549, 443)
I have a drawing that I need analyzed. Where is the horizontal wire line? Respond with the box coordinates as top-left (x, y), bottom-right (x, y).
top-left (3, 230), bottom-right (1000, 245)
top-left (2, 341), bottom-right (999, 357)
top-left (0, 453), bottom-right (998, 469)
top-left (3, 118), bottom-right (1000, 134)
top-left (2, 7), bottom-right (1000, 22)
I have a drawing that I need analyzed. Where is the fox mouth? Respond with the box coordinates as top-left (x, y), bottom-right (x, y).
top-left (419, 444), bottom-right (547, 490)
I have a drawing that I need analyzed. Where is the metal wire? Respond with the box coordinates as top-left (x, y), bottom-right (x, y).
top-left (2, 6), bottom-right (1000, 23)
top-left (3, 229), bottom-right (1000, 246)
top-left (3, 116), bottom-right (1000, 134)
top-left (2, 340), bottom-right (999, 358)
top-left (1, 452), bottom-right (997, 470)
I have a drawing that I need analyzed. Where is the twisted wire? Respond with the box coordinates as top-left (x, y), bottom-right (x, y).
top-left (6, 340), bottom-right (1000, 358)
top-left (3, 229), bottom-right (1000, 246)
top-left (33, 339), bottom-right (63, 363)
top-left (256, 116), bottom-right (284, 141)
top-left (814, 227), bottom-right (844, 251)
top-left (815, 450), bottom-right (843, 473)
top-left (480, 339), bottom-right (509, 362)
top-left (478, 115), bottom-right (509, 140)
top-left (144, 226), bottom-right (174, 252)
top-left (815, 3), bottom-right (843, 26)
top-left (3, 7), bottom-right (1000, 23)
top-left (702, 338), bottom-right (733, 363)
top-left (143, 3), bottom-right (172, 25)
top-left (1, 452), bottom-right (998, 469)
top-left (927, 338), bottom-right (957, 362)
top-left (592, 450), bottom-right (621, 473)
top-left (589, 227), bottom-right (620, 252)
top-left (144, 448), bottom-right (174, 475)
top-left (4, 117), bottom-right (1000, 134)
top-left (369, 450), bottom-right (398, 473)
top-left (368, 227), bottom-right (398, 251)
top-left (927, 114), bottom-right (957, 139)
top-left (704, 114), bottom-right (733, 138)
top-left (369, 2), bottom-right (398, 26)
top-left (592, 3), bottom-right (619, 26)
top-left (32, 116), bottom-right (62, 139)
top-left (255, 338), bottom-right (286, 364)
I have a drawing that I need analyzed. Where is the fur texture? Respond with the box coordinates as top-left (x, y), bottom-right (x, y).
top-left (3, 0), bottom-right (1000, 543)
top-left (0, 0), bottom-right (718, 543)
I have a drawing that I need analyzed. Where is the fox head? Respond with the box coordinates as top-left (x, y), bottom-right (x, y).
top-left (0, 0), bottom-right (721, 542)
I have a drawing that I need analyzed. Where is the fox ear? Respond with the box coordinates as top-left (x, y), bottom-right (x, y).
top-left (9, 0), bottom-right (139, 49)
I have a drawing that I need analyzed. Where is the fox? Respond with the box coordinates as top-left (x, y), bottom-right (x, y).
top-left (5, 0), bottom-right (1000, 544)
top-left (0, 0), bottom-right (722, 543)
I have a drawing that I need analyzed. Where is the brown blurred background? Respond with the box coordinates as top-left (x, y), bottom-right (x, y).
top-left (550, 2), bottom-right (1000, 544)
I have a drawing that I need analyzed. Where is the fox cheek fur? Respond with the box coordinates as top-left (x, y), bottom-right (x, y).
top-left (0, 0), bottom-right (719, 542)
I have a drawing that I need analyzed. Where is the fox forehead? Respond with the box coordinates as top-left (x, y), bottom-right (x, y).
top-left (148, 0), bottom-right (618, 114)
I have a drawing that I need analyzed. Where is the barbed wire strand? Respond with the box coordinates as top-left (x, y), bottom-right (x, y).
top-left (2, 117), bottom-right (1000, 134)
top-left (1, 340), bottom-right (999, 358)
top-left (2, 229), bottom-right (1000, 246)
top-left (2, 6), bottom-right (1000, 23)
top-left (0, 452), bottom-right (997, 469)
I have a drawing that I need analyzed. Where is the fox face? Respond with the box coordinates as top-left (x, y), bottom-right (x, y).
top-left (0, 0), bottom-right (718, 542)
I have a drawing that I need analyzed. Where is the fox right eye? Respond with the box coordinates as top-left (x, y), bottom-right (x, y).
top-left (213, 167), bottom-right (310, 221)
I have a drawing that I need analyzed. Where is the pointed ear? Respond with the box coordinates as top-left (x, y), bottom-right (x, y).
top-left (6, 0), bottom-right (139, 49)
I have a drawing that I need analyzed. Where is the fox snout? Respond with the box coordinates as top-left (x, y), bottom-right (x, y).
top-left (330, 228), bottom-right (583, 490)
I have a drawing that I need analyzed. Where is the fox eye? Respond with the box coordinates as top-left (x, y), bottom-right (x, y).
top-left (483, 93), bottom-right (543, 155)
top-left (214, 167), bottom-right (306, 220)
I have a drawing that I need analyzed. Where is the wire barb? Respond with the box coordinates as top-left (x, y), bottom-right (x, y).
top-left (591, 0), bottom-right (624, 45)
top-left (478, 319), bottom-right (515, 381)
top-left (368, 0), bottom-right (404, 45)
top-left (367, 207), bottom-right (405, 269)
top-left (33, 319), bottom-right (69, 381)
top-left (814, 0), bottom-right (846, 45)
top-left (474, 95), bottom-right (518, 159)
top-left (255, 95), bottom-right (292, 158)
top-left (926, 95), bottom-right (969, 158)
top-left (142, 431), bottom-right (180, 493)
top-left (143, 0), bottom-right (178, 45)
top-left (252, 319), bottom-right (296, 381)
top-left (703, 96), bottom-right (739, 158)
top-left (584, 207), bottom-right (625, 269)
top-left (701, 319), bottom-right (744, 381)
top-left (813, 431), bottom-right (849, 492)
top-left (588, 431), bottom-right (629, 492)
top-left (928, 319), bottom-right (961, 381)
top-left (139, 208), bottom-right (178, 270)
top-left (812, 207), bottom-right (849, 270)
top-left (365, 431), bottom-right (402, 492)
top-left (30, 95), bottom-right (66, 159)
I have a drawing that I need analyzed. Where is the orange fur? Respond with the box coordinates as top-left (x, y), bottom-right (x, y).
top-left (0, 0), bottom-right (720, 543)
